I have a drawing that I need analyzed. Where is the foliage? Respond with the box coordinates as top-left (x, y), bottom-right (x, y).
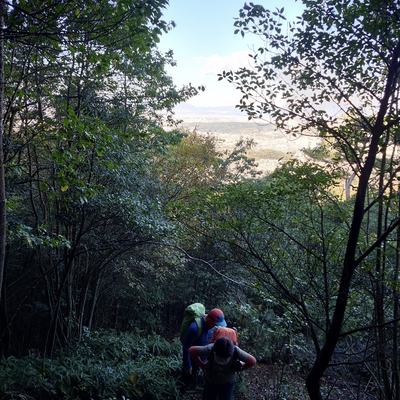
top-left (0, 0), bottom-right (200, 358)
top-left (153, 128), bottom-right (260, 206)
top-left (2, 0), bottom-right (400, 399)
top-left (223, 300), bottom-right (288, 363)
top-left (0, 330), bottom-right (182, 400)
top-left (175, 154), bottom-right (387, 396)
top-left (182, 122), bottom-right (276, 136)
top-left (247, 148), bottom-right (292, 161)
top-left (218, 1), bottom-right (400, 399)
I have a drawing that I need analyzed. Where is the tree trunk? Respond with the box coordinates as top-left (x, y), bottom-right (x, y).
top-left (0, 0), bottom-right (8, 357)
top-left (374, 150), bottom-right (392, 399)
top-left (305, 39), bottom-right (400, 400)
top-left (88, 271), bottom-right (102, 330)
top-left (393, 186), bottom-right (400, 400)
top-left (77, 276), bottom-right (90, 342)
top-left (345, 171), bottom-right (355, 201)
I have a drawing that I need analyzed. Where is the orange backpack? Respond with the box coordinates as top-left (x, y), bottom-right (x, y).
top-left (209, 327), bottom-right (238, 346)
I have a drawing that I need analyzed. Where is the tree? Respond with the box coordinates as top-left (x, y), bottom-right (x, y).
top-left (219, 1), bottom-right (400, 398)
top-left (0, 0), bottom-right (169, 289)
top-left (0, 0), bottom-right (7, 335)
top-left (153, 129), bottom-right (259, 205)
top-left (0, 0), bottom-right (201, 356)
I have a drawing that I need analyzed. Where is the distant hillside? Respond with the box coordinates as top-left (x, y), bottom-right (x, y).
top-left (173, 103), bottom-right (248, 122)
top-left (172, 103), bottom-right (320, 175)
top-left (180, 121), bottom-right (280, 137)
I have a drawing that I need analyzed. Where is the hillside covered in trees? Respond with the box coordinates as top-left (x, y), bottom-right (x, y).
top-left (1, 1), bottom-right (400, 400)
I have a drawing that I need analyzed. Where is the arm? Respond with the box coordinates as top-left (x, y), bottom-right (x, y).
top-left (236, 347), bottom-right (257, 371)
top-left (188, 346), bottom-right (208, 369)
top-left (241, 354), bottom-right (257, 371)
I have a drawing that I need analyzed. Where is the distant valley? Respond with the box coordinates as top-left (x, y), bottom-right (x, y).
top-left (173, 103), bottom-right (320, 174)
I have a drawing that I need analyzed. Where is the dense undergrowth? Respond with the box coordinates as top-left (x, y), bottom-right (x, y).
top-left (0, 309), bottom-right (378, 400)
top-left (0, 301), bottom-right (315, 400)
top-left (0, 329), bottom-right (183, 400)
top-left (0, 304), bottom-right (276, 399)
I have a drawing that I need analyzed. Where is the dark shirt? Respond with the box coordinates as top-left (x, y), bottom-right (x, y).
top-left (197, 344), bottom-right (252, 385)
top-left (182, 316), bottom-right (215, 369)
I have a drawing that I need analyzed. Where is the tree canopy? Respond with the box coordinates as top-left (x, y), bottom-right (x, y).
top-left (0, 0), bottom-right (200, 357)
top-left (218, 0), bottom-right (400, 398)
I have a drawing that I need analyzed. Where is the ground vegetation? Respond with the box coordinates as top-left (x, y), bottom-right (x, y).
top-left (1, 1), bottom-right (400, 400)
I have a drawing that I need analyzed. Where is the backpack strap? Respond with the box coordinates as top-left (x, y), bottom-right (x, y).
top-left (195, 316), bottom-right (203, 339)
top-left (232, 347), bottom-right (241, 372)
top-left (209, 346), bottom-right (215, 383)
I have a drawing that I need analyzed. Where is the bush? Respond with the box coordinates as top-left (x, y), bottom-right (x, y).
top-left (222, 300), bottom-right (314, 367)
top-left (0, 330), bottom-right (183, 400)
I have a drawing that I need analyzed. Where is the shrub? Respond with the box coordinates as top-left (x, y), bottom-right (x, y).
top-left (0, 330), bottom-right (183, 400)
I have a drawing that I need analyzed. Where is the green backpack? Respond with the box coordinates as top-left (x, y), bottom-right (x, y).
top-left (179, 303), bottom-right (206, 343)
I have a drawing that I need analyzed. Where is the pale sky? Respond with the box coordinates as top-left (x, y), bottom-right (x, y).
top-left (157, 0), bottom-right (305, 108)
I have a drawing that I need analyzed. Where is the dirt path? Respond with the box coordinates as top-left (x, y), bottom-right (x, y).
top-left (182, 361), bottom-right (378, 400)
top-left (182, 362), bottom-right (309, 400)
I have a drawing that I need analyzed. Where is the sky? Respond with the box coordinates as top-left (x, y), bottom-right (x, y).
top-left (157, 0), bottom-right (305, 108)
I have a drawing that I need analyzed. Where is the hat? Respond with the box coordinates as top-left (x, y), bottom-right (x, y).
top-left (207, 308), bottom-right (227, 327)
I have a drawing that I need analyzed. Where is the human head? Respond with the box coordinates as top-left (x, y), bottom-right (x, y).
top-left (213, 337), bottom-right (235, 358)
top-left (206, 308), bottom-right (227, 329)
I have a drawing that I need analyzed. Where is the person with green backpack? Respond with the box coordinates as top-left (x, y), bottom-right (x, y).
top-left (178, 304), bottom-right (227, 393)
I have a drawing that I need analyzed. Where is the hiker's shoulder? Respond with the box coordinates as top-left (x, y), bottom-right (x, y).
top-left (234, 345), bottom-right (250, 358)
top-left (187, 316), bottom-right (203, 331)
top-left (197, 343), bottom-right (213, 355)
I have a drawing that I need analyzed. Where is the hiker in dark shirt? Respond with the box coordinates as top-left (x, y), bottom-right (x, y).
top-left (179, 308), bottom-right (227, 392)
top-left (189, 337), bottom-right (256, 400)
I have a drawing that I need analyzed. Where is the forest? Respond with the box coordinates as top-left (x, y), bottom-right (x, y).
top-left (0, 1), bottom-right (400, 400)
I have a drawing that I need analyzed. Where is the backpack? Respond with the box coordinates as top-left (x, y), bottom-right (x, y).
top-left (179, 303), bottom-right (206, 343)
top-left (209, 327), bottom-right (239, 346)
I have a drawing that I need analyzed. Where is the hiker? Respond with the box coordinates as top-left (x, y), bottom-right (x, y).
top-left (189, 336), bottom-right (256, 400)
top-left (179, 308), bottom-right (227, 392)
